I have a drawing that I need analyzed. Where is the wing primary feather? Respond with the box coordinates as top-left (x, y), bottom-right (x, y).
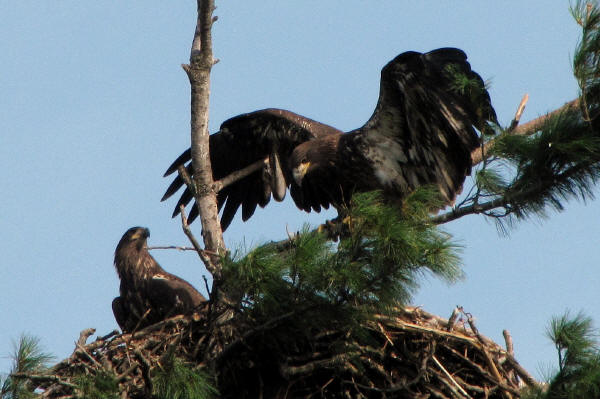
top-left (269, 151), bottom-right (287, 201)
top-left (162, 174), bottom-right (184, 202)
top-left (188, 204), bottom-right (199, 224)
top-left (164, 148), bottom-right (191, 177)
top-left (171, 188), bottom-right (194, 218)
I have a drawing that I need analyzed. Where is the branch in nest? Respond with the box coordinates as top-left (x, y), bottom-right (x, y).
top-left (76, 328), bottom-right (96, 347)
top-left (432, 355), bottom-right (471, 398)
top-left (10, 373), bottom-right (77, 389)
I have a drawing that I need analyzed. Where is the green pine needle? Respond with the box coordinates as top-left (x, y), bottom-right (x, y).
top-left (152, 356), bottom-right (217, 399)
top-left (522, 311), bottom-right (600, 399)
top-left (1, 334), bottom-right (53, 399)
top-left (74, 372), bottom-right (120, 399)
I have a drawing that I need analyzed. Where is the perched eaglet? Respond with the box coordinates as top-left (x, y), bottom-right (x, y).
top-left (162, 48), bottom-right (497, 230)
top-left (112, 227), bottom-right (206, 332)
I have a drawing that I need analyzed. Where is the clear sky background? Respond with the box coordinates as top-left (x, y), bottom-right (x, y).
top-left (2, 1), bottom-right (598, 380)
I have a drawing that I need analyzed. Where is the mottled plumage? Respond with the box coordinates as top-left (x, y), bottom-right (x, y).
top-left (162, 48), bottom-right (497, 229)
top-left (112, 227), bottom-right (205, 332)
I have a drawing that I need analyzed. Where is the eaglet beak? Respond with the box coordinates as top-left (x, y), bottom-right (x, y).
top-left (292, 162), bottom-right (311, 186)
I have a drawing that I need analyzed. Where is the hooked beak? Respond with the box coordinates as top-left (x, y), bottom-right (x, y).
top-left (292, 162), bottom-right (311, 186)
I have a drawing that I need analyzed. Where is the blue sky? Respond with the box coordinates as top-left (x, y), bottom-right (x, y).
top-left (2, 1), bottom-right (597, 380)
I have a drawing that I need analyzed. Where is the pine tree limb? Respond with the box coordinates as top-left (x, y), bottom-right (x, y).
top-left (471, 98), bottom-right (580, 165)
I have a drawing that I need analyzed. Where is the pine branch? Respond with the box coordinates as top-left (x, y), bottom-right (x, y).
top-left (471, 98), bottom-right (580, 165)
top-left (432, 156), bottom-right (597, 225)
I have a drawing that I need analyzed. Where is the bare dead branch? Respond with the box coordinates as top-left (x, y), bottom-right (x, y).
top-left (76, 328), bottom-right (96, 347)
top-left (179, 204), bottom-right (215, 273)
top-left (508, 94), bottom-right (529, 131)
top-left (183, 0), bottom-right (225, 273)
top-left (503, 330), bottom-right (514, 356)
top-left (213, 157), bottom-right (268, 192)
top-left (504, 354), bottom-right (539, 387)
top-left (147, 246), bottom-right (196, 251)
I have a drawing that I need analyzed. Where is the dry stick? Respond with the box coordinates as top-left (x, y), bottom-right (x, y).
top-left (97, 330), bottom-right (119, 342)
top-left (10, 373), bottom-right (78, 389)
top-left (213, 157), bottom-right (268, 192)
top-left (179, 204), bottom-right (215, 270)
top-left (75, 342), bottom-right (102, 368)
top-left (177, 165), bottom-right (216, 271)
top-left (508, 94), bottom-right (529, 131)
top-left (446, 307), bottom-right (460, 332)
top-left (432, 355), bottom-right (472, 399)
top-left (76, 328), bottom-right (96, 347)
top-left (502, 329), bottom-right (519, 386)
top-left (466, 316), bottom-right (512, 399)
top-left (502, 330), bottom-right (514, 356)
top-left (504, 355), bottom-right (539, 388)
top-left (444, 346), bottom-right (521, 395)
top-left (147, 245), bottom-right (196, 251)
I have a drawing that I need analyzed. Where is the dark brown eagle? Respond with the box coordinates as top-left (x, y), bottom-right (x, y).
top-left (162, 48), bottom-right (497, 230)
top-left (112, 227), bottom-right (206, 332)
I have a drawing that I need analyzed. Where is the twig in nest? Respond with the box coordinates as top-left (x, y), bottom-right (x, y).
top-left (465, 313), bottom-right (511, 399)
top-left (446, 307), bottom-right (460, 332)
top-left (134, 348), bottom-right (153, 393)
top-left (75, 342), bottom-right (102, 368)
top-left (132, 309), bottom-right (152, 336)
top-left (503, 329), bottom-right (514, 356)
top-left (11, 373), bottom-right (78, 389)
top-left (97, 330), bottom-right (119, 342)
top-left (504, 355), bottom-right (539, 388)
top-left (76, 328), bottom-right (96, 347)
top-left (432, 355), bottom-right (472, 399)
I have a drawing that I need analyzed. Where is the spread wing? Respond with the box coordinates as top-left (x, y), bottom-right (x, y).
top-left (351, 47), bottom-right (497, 203)
top-left (162, 108), bottom-right (341, 230)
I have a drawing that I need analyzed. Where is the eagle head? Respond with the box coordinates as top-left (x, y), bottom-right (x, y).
top-left (117, 226), bottom-right (150, 253)
top-left (290, 136), bottom-right (339, 186)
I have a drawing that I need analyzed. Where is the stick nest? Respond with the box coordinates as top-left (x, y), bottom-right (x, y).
top-left (25, 306), bottom-right (537, 399)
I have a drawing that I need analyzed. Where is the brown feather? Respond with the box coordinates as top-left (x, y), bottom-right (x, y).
top-left (112, 227), bottom-right (205, 332)
top-left (162, 49), bottom-right (497, 228)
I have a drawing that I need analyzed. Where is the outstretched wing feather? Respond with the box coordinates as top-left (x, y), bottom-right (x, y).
top-left (162, 108), bottom-right (340, 230)
top-left (356, 47), bottom-right (497, 203)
